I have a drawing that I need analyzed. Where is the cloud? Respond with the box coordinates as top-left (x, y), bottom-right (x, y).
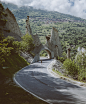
top-left (1, 0), bottom-right (86, 19)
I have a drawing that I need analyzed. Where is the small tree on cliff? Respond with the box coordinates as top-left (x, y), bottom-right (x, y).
top-left (21, 33), bottom-right (35, 53)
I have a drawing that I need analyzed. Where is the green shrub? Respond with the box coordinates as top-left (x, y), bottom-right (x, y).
top-left (78, 68), bottom-right (86, 81)
top-left (12, 41), bottom-right (21, 53)
top-left (75, 51), bottom-right (86, 69)
top-left (3, 36), bottom-right (14, 47)
top-left (75, 52), bottom-right (86, 81)
top-left (63, 59), bottom-right (79, 76)
top-left (0, 42), bottom-right (13, 67)
top-left (21, 33), bottom-right (35, 52)
top-left (62, 52), bottom-right (67, 59)
top-left (56, 56), bottom-right (65, 63)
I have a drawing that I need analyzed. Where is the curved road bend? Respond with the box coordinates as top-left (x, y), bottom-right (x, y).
top-left (14, 58), bottom-right (86, 104)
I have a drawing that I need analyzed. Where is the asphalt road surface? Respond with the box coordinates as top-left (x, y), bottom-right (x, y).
top-left (14, 58), bottom-right (86, 104)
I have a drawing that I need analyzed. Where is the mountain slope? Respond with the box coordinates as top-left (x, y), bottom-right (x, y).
top-left (2, 2), bottom-right (86, 52)
top-left (2, 2), bottom-right (86, 22)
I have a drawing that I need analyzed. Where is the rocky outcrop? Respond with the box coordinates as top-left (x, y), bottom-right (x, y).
top-left (3, 31), bottom-right (22, 41)
top-left (25, 16), bottom-right (62, 63)
top-left (4, 8), bottom-right (22, 37)
top-left (26, 16), bottom-right (32, 35)
top-left (67, 47), bottom-right (71, 59)
top-left (2, 7), bottom-right (62, 63)
top-left (20, 52), bottom-right (33, 63)
top-left (26, 16), bottom-right (42, 47)
top-left (32, 34), bottom-right (42, 46)
top-left (45, 27), bottom-right (62, 57)
top-left (1, 7), bottom-right (22, 41)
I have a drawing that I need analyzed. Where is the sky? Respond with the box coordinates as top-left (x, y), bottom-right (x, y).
top-left (1, 0), bottom-right (86, 19)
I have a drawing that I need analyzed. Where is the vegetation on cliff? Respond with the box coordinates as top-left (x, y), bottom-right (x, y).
top-left (0, 53), bottom-right (47, 104)
top-left (0, 3), bottom-right (13, 66)
top-left (0, 3), bottom-right (35, 67)
top-left (21, 33), bottom-right (35, 53)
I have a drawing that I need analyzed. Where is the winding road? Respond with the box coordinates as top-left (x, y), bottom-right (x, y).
top-left (14, 58), bottom-right (86, 104)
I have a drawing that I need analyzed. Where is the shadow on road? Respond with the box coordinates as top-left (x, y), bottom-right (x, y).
top-left (15, 59), bottom-right (86, 104)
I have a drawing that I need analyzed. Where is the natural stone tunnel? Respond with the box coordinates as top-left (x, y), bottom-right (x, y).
top-left (3, 8), bottom-right (62, 63)
top-left (25, 16), bottom-right (62, 63)
top-left (39, 49), bottom-right (52, 59)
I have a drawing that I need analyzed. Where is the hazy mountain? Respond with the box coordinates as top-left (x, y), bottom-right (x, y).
top-left (1, 2), bottom-right (18, 10)
top-left (1, 1), bottom-right (86, 22)
top-left (1, 1), bottom-right (86, 50)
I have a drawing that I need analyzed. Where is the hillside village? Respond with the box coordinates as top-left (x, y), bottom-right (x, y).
top-left (31, 17), bottom-right (86, 24)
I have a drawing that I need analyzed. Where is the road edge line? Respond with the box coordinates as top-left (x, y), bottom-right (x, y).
top-left (13, 71), bottom-right (52, 104)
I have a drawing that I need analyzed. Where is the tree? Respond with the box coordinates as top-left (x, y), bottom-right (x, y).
top-left (63, 59), bottom-right (78, 77)
top-left (2, 36), bottom-right (21, 54)
top-left (75, 51), bottom-right (86, 69)
top-left (0, 39), bottom-right (13, 67)
top-left (75, 51), bottom-right (86, 81)
top-left (21, 33), bottom-right (35, 53)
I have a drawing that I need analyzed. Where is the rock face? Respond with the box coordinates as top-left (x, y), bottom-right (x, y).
top-left (4, 8), bottom-right (62, 62)
top-left (26, 16), bottom-right (32, 35)
top-left (25, 16), bottom-right (42, 47)
top-left (75, 47), bottom-right (86, 61)
top-left (2, 7), bottom-right (62, 63)
top-left (1, 2), bottom-right (62, 62)
top-left (45, 27), bottom-right (62, 57)
top-left (25, 16), bottom-right (62, 63)
top-left (67, 48), bottom-right (71, 59)
top-left (4, 8), bottom-right (22, 37)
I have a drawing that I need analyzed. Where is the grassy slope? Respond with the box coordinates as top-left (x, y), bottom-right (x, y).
top-left (0, 54), bottom-right (47, 104)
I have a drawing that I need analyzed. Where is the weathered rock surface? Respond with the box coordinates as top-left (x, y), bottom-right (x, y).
top-left (20, 52), bottom-right (33, 63)
top-left (45, 27), bottom-right (62, 57)
top-left (2, 6), bottom-right (62, 63)
top-left (4, 8), bottom-right (22, 37)
top-left (2, 8), bottom-right (22, 41)
top-left (25, 16), bottom-right (62, 62)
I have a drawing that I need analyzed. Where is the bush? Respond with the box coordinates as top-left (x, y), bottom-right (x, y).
top-left (75, 51), bottom-right (86, 69)
top-left (63, 59), bottom-right (79, 77)
top-left (56, 56), bottom-right (65, 63)
top-left (12, 41), bottom-right (21, 53)
top-left (3, 36), bottom-right (14, 47)
top-left (62, 52), bottom-right (67, 59)
top-left (21, 33), bottom-right (35, 52)
top-left (2, 36), bottom-right (21, 54)
top-left (78, 68), bottom-right (86, 81)
top-left (0, 42), bottom-right (13, 67)
top-left (75, 51), bottom-right (86, 81)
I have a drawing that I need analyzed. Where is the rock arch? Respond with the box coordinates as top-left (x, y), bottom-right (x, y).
top-left (25, 16), bottom-right (62, 63)
top-left (1, 7), bottom-right (62, 63)
top-left (39, 47), bottom-right (53, 59)
top-left (44, 49), bottom-right (51, 59)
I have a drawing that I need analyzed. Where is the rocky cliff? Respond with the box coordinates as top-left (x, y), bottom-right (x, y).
top-left (45, 27), bottom-right (62, 57)
top-left (2, 8), bottom-right (22, 41)
top-left (5, 8), bottom-right (22, 37)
